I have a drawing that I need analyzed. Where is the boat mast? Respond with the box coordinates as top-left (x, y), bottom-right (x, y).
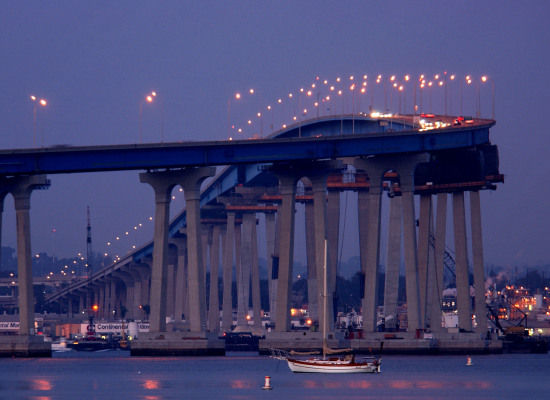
top-left (323, 239), bottom-right (327, 360)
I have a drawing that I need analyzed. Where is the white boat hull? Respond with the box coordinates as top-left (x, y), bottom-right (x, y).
top-left (287, 358), bottom-right (380, 374)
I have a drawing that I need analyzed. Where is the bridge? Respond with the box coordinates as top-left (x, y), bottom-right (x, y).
top-left (0, 113), bottom-right (503, 356)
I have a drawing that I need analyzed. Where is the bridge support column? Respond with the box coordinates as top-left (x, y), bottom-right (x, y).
top-left (105, 280), bottom-right (112, 319)
top-left (98, 283), bottom-right (106, 319)
top-left (357, 189), bottom-right (368, 310)
top-left (470, 191), bottom-right (487, 335)
top-left (272, 169), bottom-right (298, 332)
top-left (270, 210), bottom-right (280, 322)
top-left (12, 175), bottom-right (49, 335)
top-left (327, 189), bottom-right (340, 328)
top-left (240, 212), bottom-right (262, 330)
top-left (304, 191), bottom-right (318, 323)
top-left (180, 167), bottom-right (216, 333)
top-left (236, 214), bottom-right (251, 331)
top-left (384, 194), bottom-right (402, 330)
top-left (0, 190), bottom-right (7, 272)
top-left (208, 224), bottom-right (221, 333)
top-left (222, 211), bottom-right (235, 332)
top-left (400, 166), bottom-right (422, 334)
top-left (424, 200), bottom-right (437, 331)
top-left (110, 278), bottom-right (118, 319)
top-left (264, 211), bottom-right (276, 320)
top-left (430, 193), bottom-right (448, 334)
top-left (417, 194), bottom-right (433, 328)
top-left (67, 297), bottom-right (74, 318)
top-left (201, 227), bottom-right (209, 304)
top-left (114, 271), bottom-right (135, 320)
top-left (85, 289), bottom-right (92, 313)
top-left (165, 245), bottom-right (177, 321)
top-left (250, 215), bottom-right (261, 330)
top-left (453, 191), bottom-right (472, 332)
top-left (171, 237), bottom-right (187, 323)
top-left (139, 171), bottom-right (177, 333)
top-left (79, 293), bottom-right (86, 315)
top-left (354, 159), bottom-right (383, 333)
top-left (310, 172), bottom-right (336, 333)
top-left (234, 220), bottom-right (244, 327)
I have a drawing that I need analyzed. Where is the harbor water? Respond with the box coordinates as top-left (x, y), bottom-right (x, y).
top-left (0, 351), bottom-right (548, 399)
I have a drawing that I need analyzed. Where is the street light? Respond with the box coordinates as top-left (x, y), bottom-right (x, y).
top-left (139, 91), bottom-right (163, 143)
top-left (227, 90), bottom-right (254, 140)
top-left (481, 75), bottom-right (495, 119)
top-left (30, 95), bottom-right (47, 147)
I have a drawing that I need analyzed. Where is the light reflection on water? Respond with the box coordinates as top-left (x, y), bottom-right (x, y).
top-left (0, 352), bottom-right (547, 399)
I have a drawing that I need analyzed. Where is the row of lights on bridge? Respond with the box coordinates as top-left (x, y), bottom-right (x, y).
top-left (227, 73), bottom-right (494, 140)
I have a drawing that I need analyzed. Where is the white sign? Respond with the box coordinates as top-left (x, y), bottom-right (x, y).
top-left (0, 321), bottom-right (19, 331)
top-left (80, 322), bottom-right (150, 335)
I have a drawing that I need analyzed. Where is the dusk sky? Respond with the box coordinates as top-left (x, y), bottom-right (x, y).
top-left (1, 2), bottom-right (549, 271)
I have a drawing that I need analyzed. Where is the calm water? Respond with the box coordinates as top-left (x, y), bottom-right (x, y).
top-left (0, 351), bottom-right (548, 399)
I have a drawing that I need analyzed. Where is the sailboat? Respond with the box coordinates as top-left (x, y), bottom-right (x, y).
top-left (286, 240), bottom-right (381, 373)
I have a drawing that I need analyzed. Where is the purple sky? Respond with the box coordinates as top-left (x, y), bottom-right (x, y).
top-left (1, 2), bottom-right (549, 270)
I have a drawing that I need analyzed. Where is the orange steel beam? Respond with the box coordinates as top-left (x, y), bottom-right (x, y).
top-left (225, 205), bottom-right (278, 212)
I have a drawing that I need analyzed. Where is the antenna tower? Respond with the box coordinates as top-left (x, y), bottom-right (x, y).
top-left (86, 206), bottom-right (93, 278)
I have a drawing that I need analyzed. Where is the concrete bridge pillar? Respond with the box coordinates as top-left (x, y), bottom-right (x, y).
top-left (221, 211), bottom-right (235, 332)
top-left (399, 162), bottom-right (423, 334)
top-left (417, 194), bottom-right (434, 328)
top-left (109, 277), bottom-right (122, 319)
top-left (114, 270), bottom-right (135, 320)
top-left (270, 209), bottom-right (280, 321)
top-left (384, 193), bottom-right (402, 330)
top-left (67, 296), bottom-right (74, 318)
top-left (271, 168), bottom-right (299, 332)
top-left (0, 190), bottom-right (7, 271)
top-left (234, 220), bottom-right (243, 326)
top-left (238, 212), bottom-right (255, 330)
top-left (424, 199), bottom-right (437, 331)
top-left (208, 224), bottom-right (221, 333)
top-left (201, 226), bottom-right (209, 301)
top-left (303, 187), bottom-right (318, 323)
top-left (85, 289), bottom-right (93, 313)
top-left (354, 159), bottom-right (383, 333)
top-left (93, 281), bottom-right (101, 318)
top-left (264, 211), bottom-right (276, 320)
top-left (170, 236), bottom-right (188, 323)
top-left (431, 193), bottom-right (448, 334)
top-left (180, 167), bottom-right (216, 333)
top-left (309, 165), bottom-right (342, 333)
top-left (127, 263), bottom-right (149, 320)
top-left (250, 215), bottom-right (261, 330)
top-left (140, 171), bottom-right (178, 332)
top-left (453, 191), bottom-right (472, 332)
top-left (357, 188), bottom-right (368, 304)
top-left (470, 190), bottom-right (487, 335)
top-left (98, 282), bottom-right (106, 319)
top-left (234, 187), bottom-right (267, 331)
top-left (141, 265), bottom-right (152, 319)
top-left (165, 245), bottom-right (177, 321)
top-left (140, 167), bottom-right (214, 333)
top-left (79, 292), bottom-right (86, 315)
top-left (11, 175), bottom-right (49, 335)
top-left (105, 279), bottom-right (112, 319)
top-left (327, 189), bottom-right (340, 327)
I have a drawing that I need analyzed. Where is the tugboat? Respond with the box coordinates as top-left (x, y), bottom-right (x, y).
top-left (67, 315), bottom-right (113, 352)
